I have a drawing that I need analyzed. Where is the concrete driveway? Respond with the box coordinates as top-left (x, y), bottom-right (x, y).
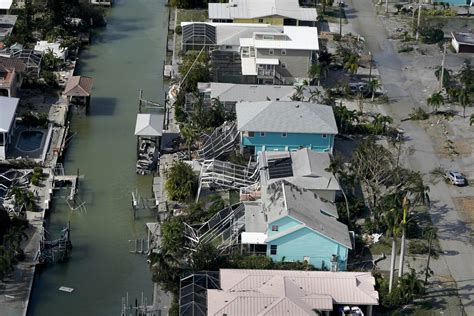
top-left (345, 0), bottom-right (474, 313)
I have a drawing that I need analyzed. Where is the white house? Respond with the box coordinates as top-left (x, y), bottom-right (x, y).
top-left (0, 96), bottom-right (19, 160)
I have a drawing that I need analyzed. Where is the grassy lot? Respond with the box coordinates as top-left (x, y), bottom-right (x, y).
top-left (176, 9), bottom-right (208, 25)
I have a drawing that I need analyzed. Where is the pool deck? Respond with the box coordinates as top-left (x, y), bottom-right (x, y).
top-left (7, 126), bottom-right (48, 161)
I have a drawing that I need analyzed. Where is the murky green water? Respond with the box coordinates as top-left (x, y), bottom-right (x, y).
top-left (28, 1), bottom-right (168, 314)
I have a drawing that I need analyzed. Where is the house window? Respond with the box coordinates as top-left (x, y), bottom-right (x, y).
top-left (248, 131), bottom-right (255, 137)
top-left (281, 49), bottom-right (286, 55)
top-left (270, 245), bottom-right (278, 255)
top-left (322, 134), bottom-right (327, 138)
top-left (281, 132), bottom-right (287, 137)
top-left (258, 18), bottom-right (264, 23)
top-left (225, 45), bottom-right (233, 49)
top-left (281, 63), bottom-right (287, 69)
top-left (269, 49), bottom-right (274, 55)
top-left (260, 132), bottom-right (266, 137)
top-left (271, 225), bottom-right (279, 231)
top-left (263, 35), bottom-right (274, 40)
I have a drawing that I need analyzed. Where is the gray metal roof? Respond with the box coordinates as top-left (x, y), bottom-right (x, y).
top-left (236, 101), bottom-right (338, 134)
top-left (259, 149), bottom-right (341, 191)
top-left (134, 113), bottom-right (164, 137)
top-left (209, 0), bottom-right (318, 21)
top-left (244, 202), bottom-right (267, 232)
top-left (206, 83), bottom-right (296, 103)
top-left (452, 32), bottom-right (474, 45)
top-left (0, 96), bottom-right (19, 133)
top-left (263, 181), bottom-right (351, 248)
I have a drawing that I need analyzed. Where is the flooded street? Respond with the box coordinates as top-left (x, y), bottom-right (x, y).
top-left (28, 0), bottom-right (168, 314)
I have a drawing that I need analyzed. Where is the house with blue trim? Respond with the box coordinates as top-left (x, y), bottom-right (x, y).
top-left (236, 101), bottom-right (338, 155)
top-left (242, 181), bottom-right (352, 271)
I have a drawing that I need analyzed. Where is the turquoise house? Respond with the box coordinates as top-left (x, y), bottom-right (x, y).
top-left (261, 181), bottom-right (352, 271)
top-left (236, 101), bottom-right (338, 155)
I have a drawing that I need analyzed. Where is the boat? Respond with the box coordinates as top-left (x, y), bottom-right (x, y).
top-left (59, 286), bottom-right (74, 293)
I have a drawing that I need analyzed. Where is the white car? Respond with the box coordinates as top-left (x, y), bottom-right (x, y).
top-left (448, 171), bottom-right (466, 186)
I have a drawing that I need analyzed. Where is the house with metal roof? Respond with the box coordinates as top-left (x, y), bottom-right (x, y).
top-left (240, 25), bottom-right (319, 84)
top-left (208, 0), bottom-right (318, 26)
top-left (236, 101), bottom-right (337, 155)
top-left (250, 181), bottom-right (351, 270)
top-left (206, 269), bottom-right (378, 316)
top-left (0, 96), bottom-right (19, 160)
top-left (256, 148), bottom-right (340, 202)
top-left (192, 82), bottom-right (322, 112)
top-left (181, 22), bottom-right (319, 84)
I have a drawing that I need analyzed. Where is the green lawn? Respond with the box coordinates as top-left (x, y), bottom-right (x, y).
top-left (176, 9), bottom-right (208, 25)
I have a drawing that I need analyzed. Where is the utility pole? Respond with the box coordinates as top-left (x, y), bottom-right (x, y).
top-left (415, 5), bottom-right (422, 41)
top-left (439, 41), bottom-right (447, 92)
top-left (339, 1), bottom-right (344, 36)
top-left (424, 229), bottom-right (434, 284)
top-left (385, 0), bottom-right (388, 14)
top-left (368, 51), bottom-right (373, 82)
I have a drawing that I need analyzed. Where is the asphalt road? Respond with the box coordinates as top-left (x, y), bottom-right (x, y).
top-left (345, 0), bottom-right (474, 313)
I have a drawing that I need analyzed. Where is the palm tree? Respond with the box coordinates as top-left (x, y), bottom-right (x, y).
top-left (398, 172), bottom-right (430, 277)
top-left (383, 207), bottom-right (402, 293)
top-left (369, 79), bottom-right (381, 101)
top-left (334, 104), bottom-right (359, 134)
top-left (427, 92), bottom-right (444, 114)
top-left (291, 84), bottom-right (306, 101)
top-left (371, 113), bottom-right (393, 135)
top-left (308, 89), bottom-right (322, 103)
top-left (459, 88), bottom-right (471, 118)
top-left (308, 62), bottom-right (328, 86)
top-left (344, 55), bottom-right (359, 75)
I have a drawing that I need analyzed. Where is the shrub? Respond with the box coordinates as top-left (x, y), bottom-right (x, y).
top-left (175, 25), bottom-right (182, 35)
top-left (408, 240), bottom-right (439, 258)
top-left (165, 161), bottom-right (197, 202)
top-left (420, 28), bottom-right (444, 44)
top-left (161, 217), bottom-right (184, 254)
top-left (398, 45), bottom-right (414, 53)
top-left (333, 33), bottom-right (342, 41)
top-left (409, 107), bottom-right (429, 120)
top-left (40, 70), bottom-right (58, 87)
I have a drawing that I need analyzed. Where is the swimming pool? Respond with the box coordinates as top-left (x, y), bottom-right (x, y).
top-left (16, 130), bottom-right (45, 152)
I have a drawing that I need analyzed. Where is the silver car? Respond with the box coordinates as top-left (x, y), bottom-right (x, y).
top-left (448, 171), bottom-right (466, 186)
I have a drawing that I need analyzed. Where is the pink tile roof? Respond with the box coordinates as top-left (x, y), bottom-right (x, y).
top-left (207, 269), bottom-right (379, 315)
top-left (64, 76), bottom-right (94, 97)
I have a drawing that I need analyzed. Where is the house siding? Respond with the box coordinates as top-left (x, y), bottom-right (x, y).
top-left (267, 225), bottom-right (349, 271)
top-left (267, 217), bottom-right (302, 238)
top-left (257, 49), bottom-right (313, 82)
top-left (234, 16), bottom-right (285, 25)
top-left (242, 132), bottom-right (334, 154)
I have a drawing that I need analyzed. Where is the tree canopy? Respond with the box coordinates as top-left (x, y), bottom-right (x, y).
top-left (165, 161), bottom-right (197, 202)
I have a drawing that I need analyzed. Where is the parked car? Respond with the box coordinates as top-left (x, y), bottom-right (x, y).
top-left (447, 171), bottom-right (466, 186)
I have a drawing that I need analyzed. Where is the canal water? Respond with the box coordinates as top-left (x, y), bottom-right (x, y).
top-left (28, 0), bottom-right (168, 315)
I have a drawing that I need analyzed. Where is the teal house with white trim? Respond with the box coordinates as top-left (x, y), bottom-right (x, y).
top-left (243, 181), bottom-right (352, 271)
top-left (236, 101), bottom-right (338, 155)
